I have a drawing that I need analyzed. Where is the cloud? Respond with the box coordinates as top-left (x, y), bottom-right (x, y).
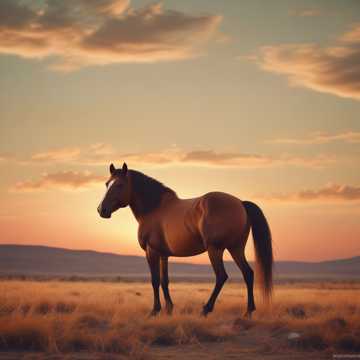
top-left (25, 144), bottom-right (335, 169)
top-left (30, 148), bottom-right (82, 162)
top-left (290, 8), bottom-right (321, 17)
top-left (12, 171), bottom-right (105, 192)
top-left (0, 0), bottom-right (222, 70)
top-left (178, 150), bottom-right (334, 168)
top-left (0, 153), bottom-right (14, 162)
top-left (259, 183), bottom-right (360, 203)
top-left (24, 143), bottom-right (118, 166)
top-left (270, 131), bottom-right (360, 145)
top-left (253, 24), bottom-right (360, 100)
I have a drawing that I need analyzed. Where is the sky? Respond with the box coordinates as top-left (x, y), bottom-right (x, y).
top-left (0, 0), bottom-right (360, 263)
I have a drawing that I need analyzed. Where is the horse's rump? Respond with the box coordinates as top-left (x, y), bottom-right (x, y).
top-left (197, 192), bottom-right (249, 249)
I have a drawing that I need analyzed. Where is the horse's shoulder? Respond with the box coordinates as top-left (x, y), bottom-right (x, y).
top-left (138, 218), bottom-right (161, 235)
top-left (137, 220), bottom-right (162, 250)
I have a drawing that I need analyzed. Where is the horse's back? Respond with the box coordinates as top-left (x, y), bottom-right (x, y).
top-left (158, 192), bottom-right (249, 256)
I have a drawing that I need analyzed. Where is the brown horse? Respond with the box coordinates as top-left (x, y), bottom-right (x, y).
top-left (97, 163), bottom-right (273, 317)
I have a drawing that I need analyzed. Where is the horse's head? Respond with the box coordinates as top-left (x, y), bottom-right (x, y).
top-left (97, 162), bottom-right (131, 218)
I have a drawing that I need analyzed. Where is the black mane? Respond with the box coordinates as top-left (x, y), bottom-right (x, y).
top-left (129, 170), bottom-right (176, 215)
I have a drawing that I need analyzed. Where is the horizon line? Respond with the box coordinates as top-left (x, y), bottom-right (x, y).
top-left (1, 243), bottom-right (359, 265)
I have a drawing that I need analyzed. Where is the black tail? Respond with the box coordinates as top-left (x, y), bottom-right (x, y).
top-left (243, 201), bottom-right (273, 301)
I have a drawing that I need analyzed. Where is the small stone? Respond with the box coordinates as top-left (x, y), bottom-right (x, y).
top-left (288, 332), bottom-right (301, 340)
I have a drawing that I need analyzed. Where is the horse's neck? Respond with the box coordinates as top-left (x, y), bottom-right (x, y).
top-left (129, 190), bottom-right (176, 222)
top-left (129, 194), bottom-right (144, 221)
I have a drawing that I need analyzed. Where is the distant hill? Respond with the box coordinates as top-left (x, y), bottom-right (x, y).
top-left (0, 244), bottom-right (359, 280)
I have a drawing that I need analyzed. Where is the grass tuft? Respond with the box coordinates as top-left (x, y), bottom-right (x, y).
top-left (336, 334), bottom-right (360, 352)
top-left (0, 318), bottom-right (50, 351)
top-left (291, 332), bottom-right (327, 350)
top-left (286, 305), bottom-right (306, 319)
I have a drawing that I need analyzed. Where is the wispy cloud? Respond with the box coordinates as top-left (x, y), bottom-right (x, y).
top-left (290, 8), bottom-right (321, 17)
top-left (0, 153), bottom-right (14, 162)
top-left (177, 150), bottom-right (334, 168)
top-left (30, 148), bottom-right (82, 162)
top-left (12, 171), bottom-right (105, 192)
top-left (259, 183), bottom-right (360, 203)
top-left (270, 131), bottom-right (360, 145)
top-left (251, 24), bottom-right (360, 100)
top-left (24, 144), bottom-right (335, 169)
top-left (0, 0), bottom-right (222, 71)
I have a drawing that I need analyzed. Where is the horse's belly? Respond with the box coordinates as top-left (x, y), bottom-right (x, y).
top-left (163, 226), bottom-right (205, 257)
top-left (161, 198), bottom-right (205, 257)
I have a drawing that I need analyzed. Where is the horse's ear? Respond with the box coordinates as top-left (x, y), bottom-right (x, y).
top-left (122, 162), bottom-right (128, 175)
top-left (110, 163), bottom-right (115, 175)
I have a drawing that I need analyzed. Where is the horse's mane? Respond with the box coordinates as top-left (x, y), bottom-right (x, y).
top-left (129, 170), bottom-right (176, 215)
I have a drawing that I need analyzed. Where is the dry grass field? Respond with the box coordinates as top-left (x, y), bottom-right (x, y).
top-left (0, 280), bottom-right (360, 359)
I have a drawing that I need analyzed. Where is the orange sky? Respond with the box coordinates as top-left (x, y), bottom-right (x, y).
top-left (0, 0), bottom-right (360, 263)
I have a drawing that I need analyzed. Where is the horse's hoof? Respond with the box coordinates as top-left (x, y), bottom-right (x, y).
top-left (201, 305), bottom-right (211, 317)
top-left (148, 309), bottom-right (161, 317)
top-left (243, 311), bottom-right (252, 319)
top-left (166, 305), bottom-right (174, 316)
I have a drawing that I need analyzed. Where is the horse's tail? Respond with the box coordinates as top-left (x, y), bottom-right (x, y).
top-left (243, 201), bottom-right (273, 302)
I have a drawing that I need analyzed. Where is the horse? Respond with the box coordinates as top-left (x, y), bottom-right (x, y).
top-left (97, 163), bottom-right (273, 317)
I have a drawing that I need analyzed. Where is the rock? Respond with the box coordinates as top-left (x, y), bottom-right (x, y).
top-left (288, 332), bottom-right (301, 340)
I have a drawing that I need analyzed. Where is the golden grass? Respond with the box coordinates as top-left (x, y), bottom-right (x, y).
top-left (0, 280), bottom-right (359, 356)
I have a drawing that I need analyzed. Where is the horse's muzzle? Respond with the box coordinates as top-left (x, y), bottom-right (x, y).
top-left (97, 205), bottom-right (111, 219)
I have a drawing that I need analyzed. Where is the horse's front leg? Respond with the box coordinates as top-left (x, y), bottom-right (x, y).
top-left (160, 256), bottom-right (174, 315)
top-left (146, 246), bottom-right (161, 316)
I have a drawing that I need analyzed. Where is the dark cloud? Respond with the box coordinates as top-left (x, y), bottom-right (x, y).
top-left (0, 0), bottom-right (222, 70)
top-left (81, 4), bottom-right (221, 62)
top-left (0, 0), bottom-right (35, 29)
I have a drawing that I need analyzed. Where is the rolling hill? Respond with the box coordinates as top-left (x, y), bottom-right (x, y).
top-left (0, 244), bottom-right (359, 280)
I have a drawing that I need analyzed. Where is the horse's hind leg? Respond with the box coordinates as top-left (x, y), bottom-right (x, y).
top-left (160, 256), bottom-right (174, 315)
top-left (229, 246), bottom-right (255, 318)
top-left (202, 246), bottom-right (228, 316)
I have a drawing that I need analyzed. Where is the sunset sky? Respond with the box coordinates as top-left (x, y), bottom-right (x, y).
top-left (1, 0), bottom-right (360, 263)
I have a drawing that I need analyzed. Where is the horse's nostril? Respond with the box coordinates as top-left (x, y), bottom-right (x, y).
top-left (98, 206), bottom-right (111, 218)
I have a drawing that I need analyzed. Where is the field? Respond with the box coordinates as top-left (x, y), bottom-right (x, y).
top-left (0, 280), bottom-right (360, 359)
